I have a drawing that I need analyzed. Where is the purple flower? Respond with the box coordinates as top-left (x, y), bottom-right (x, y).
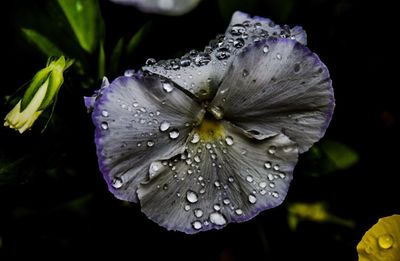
top-left (110, 0), bottom-right (201, 16)
top-left (86, 11), bottom-right (334, 234)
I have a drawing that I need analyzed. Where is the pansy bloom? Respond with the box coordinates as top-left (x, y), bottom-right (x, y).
top-left (86, 11), bottom-right (334, 233)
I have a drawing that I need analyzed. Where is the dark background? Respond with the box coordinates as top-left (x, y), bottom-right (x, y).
top-left (0, 0), bottom-right (398, 260)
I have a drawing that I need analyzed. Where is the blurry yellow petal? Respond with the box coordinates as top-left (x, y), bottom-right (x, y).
top-left (357, 214), bottom-right (400, 261)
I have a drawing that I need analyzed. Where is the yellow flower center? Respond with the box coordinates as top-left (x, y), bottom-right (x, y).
top-left (196, 118), bottom-right (225, 142)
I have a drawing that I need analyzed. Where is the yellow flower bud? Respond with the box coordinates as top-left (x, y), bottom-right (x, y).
top-left (3, 56), bottom-right (73, 133)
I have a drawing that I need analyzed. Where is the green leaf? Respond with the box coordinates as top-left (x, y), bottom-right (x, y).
top-left (21, 28), bottom-right (63, 57)
top-left (126, 22), bottom-right (152, 57)
top-left (109, 37), bottom-right (125, 76)
top-left (57, 0), bottom-right (104, 53)
top-left (98, 42), bottom-right (106, 79)
top-left (320, 140), bottom-right (359, 170)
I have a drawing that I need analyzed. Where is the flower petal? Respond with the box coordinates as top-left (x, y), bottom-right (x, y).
top-left (137, 121), bottom-right (298, 233)
top-left (93, 75), bottom-right (203, 202)
top-left (143, 11), bottom-right (307, 99)
top-left (210, 38), bottom-right (334, 153)
top-left (110, 0), bottom-right (201, 16)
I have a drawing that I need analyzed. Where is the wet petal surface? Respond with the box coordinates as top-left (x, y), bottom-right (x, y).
top-left (137, 121), bottom-right (298, 233)
top-left (110, 0), bottom-right (201, 16)
top-left (143, 11), bottom-right (307, 99)
top-left (211, 38), bottom-right (334, 152)
top-left (93, 76), bottom-right (203, 202)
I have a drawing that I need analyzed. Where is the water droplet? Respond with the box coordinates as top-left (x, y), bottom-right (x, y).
top-left (235, 209), bottom-right (243, 215)
top-left (263, 45), bottom-right (269, 53)
top-left (184, 205), bottom-right (191, 211)
top-left (216, 48), bottom-right (231, 60)
top-left (273, 164), bottom-right (280, 171)
top-left (268, 146), bottom-right (276, 154)
top-left (294, 63), bottom-right (301, 73)
top-left (149, 161), bottom-right (163, 178)
top-left (260, 189), bottom-right (267, 195)
top-left (194, 52), bottom-right (211, 66)
top-left (267, 173), bottom-right (274, 181)
top-left (264, 161), bottom-right (272, 169)
top-left (223, 198), bottom-right (230, 205)
top-left (192, 221), bottom-right (202, 230)
top-left (378, 234), bottom-right (394, 249)
top-left (230, 24), bottom-right (246, 36)
top-left (225, 136), bottom-right (234, 146)
top-left (213, 204), bottom-right (221, 211)
top-left (259, 182), bottom-right (267, 188)
top-left (246, 175), bottom-right (254, 183)
top-left (162, 82), bottom-right (173, 93)
top-left (209, 106), bottom-right (224, 120)
top-left (276, 53), bottom-right (282, 60)
top-left (145, 58), bottom-right (156, 66)
top-left (159, 121), bottom-right (170, 132)
top-left (279, 172), bottom-right (286, 179)
top-left (199, 188), bottom-right (205, 194)
top-left (228, 177), bottom-right (234, 183)
top-left (169, 129), bottom-right (180, 139)
top-left (269, 182), bottom-right (275, 188)
top-left (180, 58), bottom-right (191, 67)
top-left (214, 181), bottom-right (221, 188)
top-left (233, 38), bottom-right (245, 48)
top-left (101, 110), bottom-right (109, 117)
top-left (101, 122), bottom-right (109, 130)
top-left (271, 191), bottom-right (279, 198)
top-left (111, 177), bottom-right (123, 189)
top-left (248, 194), bottom-right (257, 204)
top-left (242, 69), bottom-right (249, 77)
top-left (194, 209), bottom-right (204, 218)
top-left (186, 190), bottom-right (198, 203)
top-left (147, 140), bottom-right (155, 147)
top-left (190, 132), bottom-right (200, 144)
top-left (209, 212), bottom-right (227, 226)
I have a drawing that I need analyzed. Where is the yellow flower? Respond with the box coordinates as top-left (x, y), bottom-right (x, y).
top-left (357, 214), bottom-right (400, 261)
top-left (4, 56), bottom-right (73, 133)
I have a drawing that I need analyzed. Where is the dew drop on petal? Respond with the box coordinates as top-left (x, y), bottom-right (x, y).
top-left (186, 190), bottom-right (198, 203)
top-left (163, 184), bottom-right (168, 190)
top-left (194, 209), bottom-right (203, 218)
top-left (191, 133), bottom-right (200, 144)
top-left (248, 194), bottom-right (257, 204)
top-left (378, 234), bottom-right (394, 249)
top-left (101, 122), bottom-right (109, 130)
top-left (147, 140), bottom-right (155, 147)
top-left (246, 175), bottom-right (253, 183)
top-left (101, 110), bottom-right (109, 117)
top-left (271, 191), bottom-right (279, 198)
top-left (159, 121), bottom-right (170, 132)
top-left (111, 177), bottom-right (123, 189)
top-left (228, 177), bottom-right (234, 183)
top-left (242, 69), bottom-right (249, 77)
top-left (192, 221), bottom-right (202, 230)
top-left (169, 129), bottom-right (180, 139)
top-left (223, 198), bottom-right (230, 205)
top-left (273, 164), bottom-right (280, 171)
top-left (235, 209), bottom-right (243, 215)
top-left (225, 136), bottom-right (234, 146)
top-left (233, 38), bottom-right (245, 48)
top-left (276, 53), bottom-right (282, 60)
top-left (184, 205), bottom-right (191, 211)
top-left (263, 45), bottom-right (269, 53)
top-left (268, 146), bottom-right (276, 154)
top-left (209, 212), bottom-right (227, 226)
top-left (145, 58), bottom-right (156, 66)
top-left (269, 182), bottom-right (275, 188)
top-left (213, 204), bottom-right (221, 211)
top-left (149, 161), bottom-right (163, 178)
top-left (259, 181), bottom-right (267, 188)
top-left (194, 155), bottom-right (201, 163)
top-left (214, 181), bottom-right (221, 188)
top-left (264, 161), bottom-right (272, 169)
top-left (230, 24), bottom-right (246, 36)
top-left (216, 48), bottom-right (231, 60)
top-left (162, 82), bottom-right (173, 93)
